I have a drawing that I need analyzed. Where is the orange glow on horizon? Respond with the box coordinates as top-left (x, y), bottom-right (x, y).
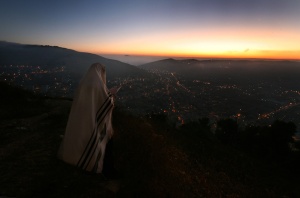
top-left (73, 27), bottom-right (300, 60)
top-left (84, 48), bottom-right (300, 60)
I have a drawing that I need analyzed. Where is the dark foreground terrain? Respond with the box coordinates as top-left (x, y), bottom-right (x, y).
top-left (0, 83), bottom-right (299, 197)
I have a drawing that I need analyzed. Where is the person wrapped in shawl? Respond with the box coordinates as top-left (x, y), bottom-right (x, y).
top-left (58, 63), bottom-right (119, 175)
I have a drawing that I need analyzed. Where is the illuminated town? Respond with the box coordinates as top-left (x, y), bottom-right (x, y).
top-left (0, 65), bottom-right (76, 98)
top-left (1, 64), bottom-right (300, 128)
top-left (109, 69), bottom-right (300, 128)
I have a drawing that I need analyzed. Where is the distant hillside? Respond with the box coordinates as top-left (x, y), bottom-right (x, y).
top-left (140, 58), bottom-right (200, 73)
top-left (140, 58), bottom-right (300, 80)
top-left (0, 41), bottom-right (148, 79)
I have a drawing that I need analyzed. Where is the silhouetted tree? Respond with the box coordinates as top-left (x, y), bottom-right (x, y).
top-left (238, 125), bottom-right (260, 154)
top-left (295, 141), bottom-right (300, 150)
top-left (238, 120), bottom-right (296, 160)
top-left (215, 118), bottom-right (238, 144)
top-left (268, 120), bottom-right (296, 159)
top-left (199, 117), bottom-right (210, 129)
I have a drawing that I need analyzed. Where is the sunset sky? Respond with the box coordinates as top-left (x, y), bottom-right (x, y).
top-left (1, 0), bottom-right (300, 59)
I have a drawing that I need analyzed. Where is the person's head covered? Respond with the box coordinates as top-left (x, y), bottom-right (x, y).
top-left (86, 63), bottom-right (106, 85)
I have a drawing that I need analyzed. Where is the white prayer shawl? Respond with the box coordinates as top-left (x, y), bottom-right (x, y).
top-left (58, 63), bottom-right (114, 173)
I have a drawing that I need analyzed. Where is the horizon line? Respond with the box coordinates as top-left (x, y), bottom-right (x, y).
top-left (99, 53), bottom-right (300, 61)
top-left (2, 40), bottom-right (299, 61)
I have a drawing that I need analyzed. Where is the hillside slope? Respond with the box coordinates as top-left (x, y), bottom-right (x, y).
top-left (0, 84), bottom-right (299, 197)
top-left (0, 41), bottom-right (148, 79)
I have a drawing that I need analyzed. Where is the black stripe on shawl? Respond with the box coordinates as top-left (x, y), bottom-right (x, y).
top-left (92, 125), bottom-right (106, 172)
top-left (92, 148), bottom-right (102, 173)
top-left (77, 99), bottom-right (112, 169)
top-left (76, 96), bottom-right (111, 168)
top-left (95, 93), bottom-right (112, 120)
top-left (81, 103), bottom-right (113, 171)
top-left (96, 100), bottom-right (112, 122)
top-left (76, 95), bottom-right (112, 168)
